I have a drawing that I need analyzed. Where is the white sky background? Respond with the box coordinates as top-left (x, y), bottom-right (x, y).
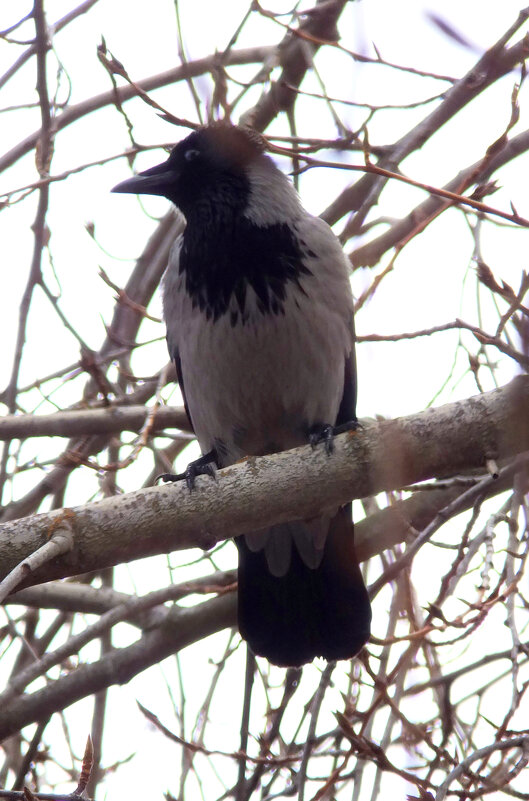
top-left (1, 1), bottom-right (529, 799)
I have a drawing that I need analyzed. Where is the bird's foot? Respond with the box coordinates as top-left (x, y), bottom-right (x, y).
top-left (309, 423), bottom-right (335, 455)
top-left (157, 449), bottom-right (218, 491)
top-left (309, 418), bottom-right (361, 455)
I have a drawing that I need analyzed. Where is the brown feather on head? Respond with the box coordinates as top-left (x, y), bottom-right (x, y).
top-left (197, 122), bottom-right (268, 166)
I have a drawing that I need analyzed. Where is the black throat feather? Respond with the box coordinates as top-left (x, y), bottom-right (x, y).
top-left (179, 196), bottom-right (312, 324)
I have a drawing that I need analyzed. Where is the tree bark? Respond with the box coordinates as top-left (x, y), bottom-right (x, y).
top-left (0, 376), bottom-right (527, 590)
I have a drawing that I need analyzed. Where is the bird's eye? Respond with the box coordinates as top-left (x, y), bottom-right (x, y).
top-left (184, 148), bottom-right (200, 162)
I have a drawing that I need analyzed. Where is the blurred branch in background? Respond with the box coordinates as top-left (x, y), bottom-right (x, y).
top-left (0, 1), bottom-right (528, 800)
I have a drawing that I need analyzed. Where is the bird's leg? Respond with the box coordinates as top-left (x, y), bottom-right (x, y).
top-left (333, 418), bottom-right (361, 436)
top-left (157, 448), bottom-right (219, 491)
top-left (308, 418), bottom-right (361, 455)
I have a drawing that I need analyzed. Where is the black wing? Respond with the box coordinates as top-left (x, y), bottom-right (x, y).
top-left (335, 350), bottom-right (357, 427)
top-left (173, 349), bottom-right (195, 434)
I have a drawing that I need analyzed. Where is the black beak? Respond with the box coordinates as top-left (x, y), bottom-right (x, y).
top-left (111, 159), bottom-right (177, 197)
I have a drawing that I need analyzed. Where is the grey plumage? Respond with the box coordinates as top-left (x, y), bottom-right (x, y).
top-left (112, 123), bottom-right (371, 666)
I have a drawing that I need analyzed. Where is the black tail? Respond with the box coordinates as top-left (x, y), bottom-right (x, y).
top-left (235, 506), bottom-right (371, 667)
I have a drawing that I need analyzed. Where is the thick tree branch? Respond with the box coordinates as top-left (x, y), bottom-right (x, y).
top-left (0, 377), bottom-right (527, 589)
top-left (0, 404), bottom-right (189, 440)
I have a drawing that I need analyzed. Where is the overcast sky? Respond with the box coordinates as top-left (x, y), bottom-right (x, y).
top-left (1, 2), bottom-right (528, 798)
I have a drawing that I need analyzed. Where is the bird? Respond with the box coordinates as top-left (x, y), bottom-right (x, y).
top-left (112, 123), bottom-right (371, 667)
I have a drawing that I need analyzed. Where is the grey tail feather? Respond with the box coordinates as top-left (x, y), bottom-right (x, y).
top-left (244, 518), bottom-right (328, 577)
top-left (235, 505), bottom-right (371, 667)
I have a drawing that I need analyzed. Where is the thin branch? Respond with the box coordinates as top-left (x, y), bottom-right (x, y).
top-left (0, 574), bottom-right (236, 704)
top-left (352, 128), bottom-right (529, 267)
top-left (322, 13), bottom-right (529, 229)
top-left (0, 1), bottom-right (100, 92)
top-left (0, 594), bottom-right (236, 743)
top-left (272, 147), bottom-right (529, 229)
top-left (0, 47), bottom-right (274, 174)
top-left (0, 521), bottom-right (74, 603)
top-left (4, 570), bottom-right (236, 623)
top-left (240, 0), bottom-right (349, 131)
top-left (0, 0), bottom-right (54, 503)
top-left (435, 735), bottom-right (529, 800)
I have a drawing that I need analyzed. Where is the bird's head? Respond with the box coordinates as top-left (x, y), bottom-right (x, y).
top-left (112, 123), bottom-right (268, 218)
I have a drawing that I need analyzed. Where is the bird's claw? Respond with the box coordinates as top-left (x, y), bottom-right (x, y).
top-left (156, 449), bottom-right (218, 491)
top-left (309, 423), bottom-right (335, 455)
top-left (309, 418), bottom-right (361, 455)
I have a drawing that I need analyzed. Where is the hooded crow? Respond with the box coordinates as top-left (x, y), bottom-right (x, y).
top-left (112, 123), bottom-right (371, 666)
